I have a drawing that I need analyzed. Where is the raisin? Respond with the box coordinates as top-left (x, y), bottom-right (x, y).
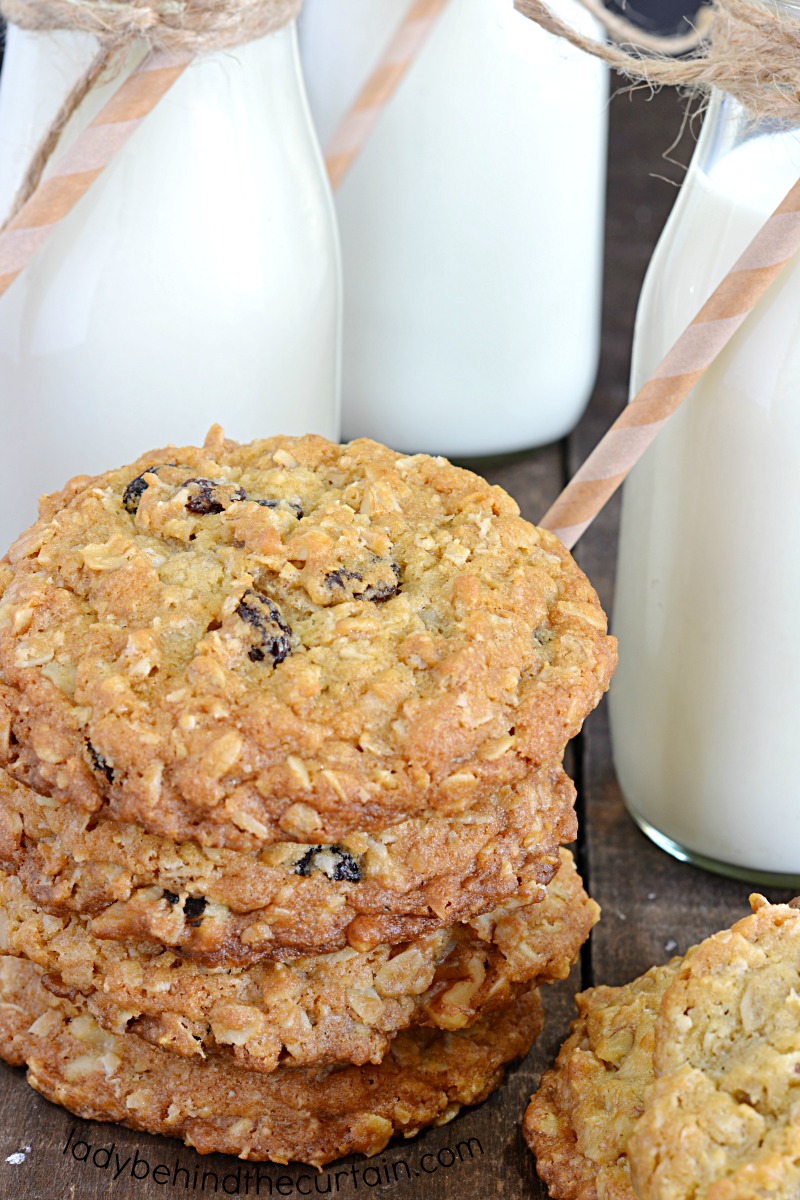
top-left (254, 497), bottom-right (304, 520)
top-left (183, 478), bottom-right (248, 515)
top-left (163, 890), bottom-right (180, 905)
top-left (324, 559), bottom-right (400, 604)
top-left (294, 848), bottom-right (319, 876)
top-left (325, 568), bottom-right (363, 590)
top-left (86, 742), bottom-right (114, 783)
top-left (183, 896), bottom-right (207, 921)
top-left (122, 464), bottom-right (174, 514)
top-left (294, 846), bottom-right (361, 883)
top-left (235, 589), bottom-right (292, 665)
top-left (360, 562), bottom-right (401, 604)
top-left (330, 852), bottom-right (361, 882)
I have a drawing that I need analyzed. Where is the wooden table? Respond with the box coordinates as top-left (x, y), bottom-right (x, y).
top-left (0, 84), bottom-right (789, 1200)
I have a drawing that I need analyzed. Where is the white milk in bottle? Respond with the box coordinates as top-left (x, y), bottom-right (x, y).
top-left (611, 90), bottom-right (800, 882)
top-left (299, 0), bottom-right (607, 456)
top-left (0, 22), bottom-right (341, 552)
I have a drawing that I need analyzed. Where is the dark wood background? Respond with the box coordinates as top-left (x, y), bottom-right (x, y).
top-left (0, 83), bottom-right (788, 1200)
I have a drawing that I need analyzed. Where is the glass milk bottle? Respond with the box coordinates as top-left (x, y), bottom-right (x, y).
top-left (298, 0), bottom-right (607, 456)
top-left (0, 22), bottom-right (341, 553)
top-left (611, 89), bottom-right (800, 883)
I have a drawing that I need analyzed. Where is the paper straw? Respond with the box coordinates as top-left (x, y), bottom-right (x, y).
top-left (0, 49), bottom-right (191, 298)
top-left (324, 0), bottom-right (450, 189)
top-left (540, 177), bottom-right (800, 549)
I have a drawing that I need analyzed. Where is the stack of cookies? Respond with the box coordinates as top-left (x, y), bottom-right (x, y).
top-left (0, 431), bottom-right (615, 1166)
top-left (525, 894), bottom-right (800, 1199)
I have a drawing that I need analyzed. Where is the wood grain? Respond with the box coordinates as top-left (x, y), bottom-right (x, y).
top-left (0, 84), bottom-right (771, 1200)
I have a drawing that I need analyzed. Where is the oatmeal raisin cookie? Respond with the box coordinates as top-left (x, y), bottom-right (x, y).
top-left (0, 849), bottom-right (596, 1073)
top-left (525, 896), bottom-right (800, 1200)
top-left (0, 431), bottom-right (616, 847)
top-left (0, 763), bottom-right (576, 963)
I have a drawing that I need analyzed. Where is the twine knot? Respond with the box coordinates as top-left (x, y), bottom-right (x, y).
top-left (0, 0), bottom-right (302, 52)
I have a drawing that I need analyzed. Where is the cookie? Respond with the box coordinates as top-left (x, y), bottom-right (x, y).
top-left (525, 897), bottom-right (800, 1200)
top-left (0, 955), bottom-right (543, 1167)
top-left (0, 762), bottom-right (576, 964)
top-left (0, 849), bottom-right (596, 1073)
top-left (629, 897), bottom-right (800, 1200)
top-left (0, 430), bottom-right (616, 848)
top-left (523, 960), bottom-right (679, 1200)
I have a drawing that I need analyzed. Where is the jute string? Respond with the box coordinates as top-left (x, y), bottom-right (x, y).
top-left (514, 0), bottom-right (800, 545)
top-left (0, 0), bottom-right (302, 220)
top-left (0, 0), bottom-right (301, 52)
top-left (515, 0), bottom-right (800, 124)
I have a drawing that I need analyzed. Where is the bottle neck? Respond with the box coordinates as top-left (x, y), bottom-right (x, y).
top-left (0, 22), bottom-right (304, 223)
top-left (692, 86), bottom-right (800, 183)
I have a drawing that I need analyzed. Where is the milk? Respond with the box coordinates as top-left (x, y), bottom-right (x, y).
top-left (298, 0), bottom-right (608, 456)
top-left (0, 24), bottom-right (341, 553)
top-left (610, 95), bottom-right (800, 879)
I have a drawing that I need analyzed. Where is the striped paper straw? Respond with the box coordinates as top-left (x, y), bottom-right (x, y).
top-left (0, 48), bottom-right (191, 298)
top-left (325, 0), bottom-right (450, 189)
top-left (540, 177), bottom-right (800, 549)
